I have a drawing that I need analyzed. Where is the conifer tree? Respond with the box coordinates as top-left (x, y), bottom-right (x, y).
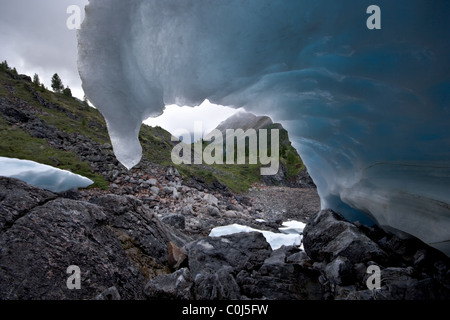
top-left (63, 86), bottom-right (72, 97)
top-left (51, 73), bottom-right (64, 93)
top-left (0, 60), bottom-right (9, 71)
top-left (33, 73), bottom-right (41, 86)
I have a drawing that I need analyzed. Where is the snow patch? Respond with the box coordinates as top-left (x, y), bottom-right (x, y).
top-left (0, 157), bottom-right (94, 193)
top-left (209, 223), bottom-right (303, 250)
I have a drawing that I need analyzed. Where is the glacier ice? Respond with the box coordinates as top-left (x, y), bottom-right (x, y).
top-left (78, 0), bottom-right (450, 254)
top-left (0, 157), bottom-right (93, 193)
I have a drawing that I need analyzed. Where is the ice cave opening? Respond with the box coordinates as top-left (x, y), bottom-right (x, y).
top-left (77, 0), bottom-right (450, 255)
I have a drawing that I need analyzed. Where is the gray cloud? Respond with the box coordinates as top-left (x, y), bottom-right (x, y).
top-left (0, 0), bottom-right (88, 98)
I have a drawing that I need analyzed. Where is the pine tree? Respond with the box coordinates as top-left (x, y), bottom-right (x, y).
top-left (51, 73), bottom-right (64, 93)
top-left (0, 60), bottom-right (9, 71)
top-left (33, 73), bottom-right (41, 86)
top-left (63, 86), bottom-right (72, 97)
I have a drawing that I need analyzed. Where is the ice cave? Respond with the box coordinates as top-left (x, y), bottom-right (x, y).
top-left (77, 0), bottom-right (450, 255)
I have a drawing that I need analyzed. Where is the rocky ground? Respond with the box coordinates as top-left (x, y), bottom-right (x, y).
top-left (77, 163), bottom-right (320, 239)
top-left (1, 168), bottom-right (449, 300)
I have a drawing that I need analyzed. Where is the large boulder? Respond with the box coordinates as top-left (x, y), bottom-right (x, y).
top-left (303, 209), bottom-right (388, 264)
top-left (184, 232), bottom-right (272, 300)
top-left (0, 177), bottom-right (57, 232)
top-left (90, 194), bottom-right (190, 266)
top-left (185, 232), bottom-right (272, 276)
top-left (0, 177), bottom-right (190, 300)
top-left (144, 268), bottom-right (194, 300)
top-left (303, 209), bottom-right (450, 300)
top-left (236, 245), bottom-right (322, 300)
top-left (0, 186), bottom-right (145, 299)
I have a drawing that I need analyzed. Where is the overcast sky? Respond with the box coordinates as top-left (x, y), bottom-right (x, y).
top-left (0, 0), bottom-right (239, 136)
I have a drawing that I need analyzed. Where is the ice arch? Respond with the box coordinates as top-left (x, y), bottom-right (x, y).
top-left (78, 0), bottom-right (450, 255)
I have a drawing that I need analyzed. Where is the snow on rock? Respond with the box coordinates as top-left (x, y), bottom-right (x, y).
top-left (279, 220), bottom-right (306, 235)
top-left (209, 223), bottom-right (302, 250)
top-left (78, 1), bottom-right (450, 255)
top-left (0, 157), bottom-right (94, 193)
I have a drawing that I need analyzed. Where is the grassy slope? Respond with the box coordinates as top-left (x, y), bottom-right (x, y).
top-left (0, 69), bottom-right (175, 189)
top-left (0, 65), bottom-right (303, 193)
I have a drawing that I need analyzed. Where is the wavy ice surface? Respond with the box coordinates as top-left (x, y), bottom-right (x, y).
top-left (78, 0), bottom-right (450, 254)
top-left (0, 157), bottom-right (93, 193)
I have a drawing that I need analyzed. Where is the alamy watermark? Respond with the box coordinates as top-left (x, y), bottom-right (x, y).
top-left (66, 265), bottom-right (81, 290)
top-left (366, 5), bottom-right (381, 30)
top-left (66, 5), bottom-right (82, 30)
top-left (366, 265), bottom-right (381, 290)
top-left (171, 122), bottom-right (280, 176)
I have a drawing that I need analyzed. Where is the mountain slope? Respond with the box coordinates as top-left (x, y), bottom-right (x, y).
top-left (214, 111), bottom-right (274, 133)
top-left (0, 64), bottom-right (313, 193)
top-left (0, 65), bottom-right (174, 189)
top-left (205, 110), bottom-right (313, 188)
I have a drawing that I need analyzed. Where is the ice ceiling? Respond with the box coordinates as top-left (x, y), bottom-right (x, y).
top-left (78, 0), bottom-right (450, 255)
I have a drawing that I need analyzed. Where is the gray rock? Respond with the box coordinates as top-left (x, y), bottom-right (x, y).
top-left (161, 214), bottom-right (186, 230)
top-left (236, 259), bottom-right (322, 300)
top-left (0, 179), bottom-right (146, 299)
top-left (194, 267), bottom-right (240, 300)
top-left (144, 268), bottom-right (194, 300)
top-left (166, 166), bottom-right (180, 178)
top-left (324, 256), bottom-right (354, 286)
top-left (163, 187), bottom-right (174, 195)
top-left (181, 204), bottom-right (194, 216)
top-left (206, 205), bottom-right (220, 217)
top-left (94, 286), bottom-right (121, 300)
top-left (185, 232), bottom-right (272, 277)
top-left (203, 194), bottom-right (218, 207)
top-left (0, 177), bottom-right (57, 232)
top-left (224, 210), bottom-right (238, 218)
top-left (150, 186), bottom-right (160, 195)
top-left (90, 194), bottom-right (190, 265)
top-left (146, 179), bottom-right (157, 186)
top-left (303, 209), bottom-right (388, 264)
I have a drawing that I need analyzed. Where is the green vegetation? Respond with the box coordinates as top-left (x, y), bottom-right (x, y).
top-left (0, 60), bottom-right (9, 72)
top-left (51, 73), bottom-right (64, 93)
top-left (0, 67), bottom-right (110, 189)
top-left (32, 73), bottom-right (40, 86)
top-left (0, 117), bottom-right (108, 189)
top-left (173, 123), bottom-right (304, 193)
top-left (0, 62), bottom-right (304, 194)
top-left (63, 86), bottom-right (72, 97)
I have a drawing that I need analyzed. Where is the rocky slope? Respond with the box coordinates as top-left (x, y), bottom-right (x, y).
top-left (1, 176), bottom-right (449, 300)
top-left (209, 110), bottom-right (314, 188)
